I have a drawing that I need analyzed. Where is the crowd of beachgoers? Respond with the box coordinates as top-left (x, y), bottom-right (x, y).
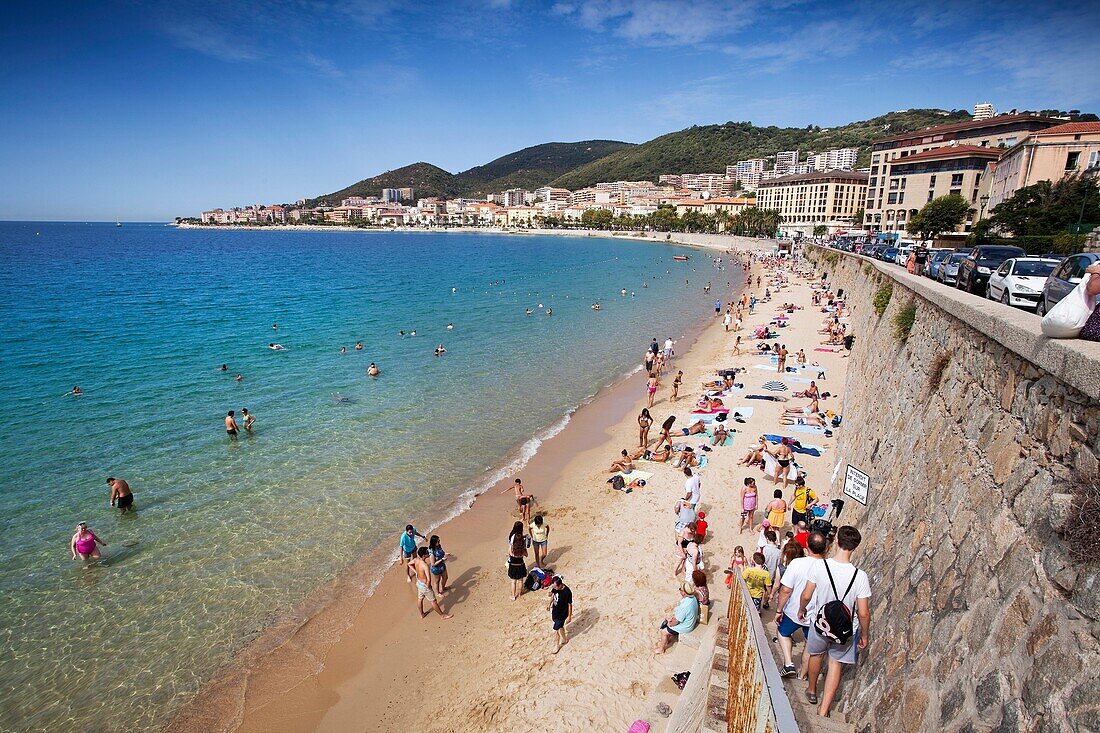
top-left (386, 246), bottom-right (871, 725)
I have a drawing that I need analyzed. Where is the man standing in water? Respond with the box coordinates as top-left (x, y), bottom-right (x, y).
top-left (413, 547), bottom-right (453, 620)
top-left (225, 410), bottom-right (239, 437)
top-left (107, 477), bottom-right (133, 513)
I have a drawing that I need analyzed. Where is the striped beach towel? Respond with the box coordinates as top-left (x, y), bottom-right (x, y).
top-left (761, 380), bottom-right (789, 392)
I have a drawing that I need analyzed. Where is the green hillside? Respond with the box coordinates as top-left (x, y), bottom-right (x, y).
top-left (309, 140), bottom-right (634, 206)
top-left (549, 109), bottom-right (972, 190)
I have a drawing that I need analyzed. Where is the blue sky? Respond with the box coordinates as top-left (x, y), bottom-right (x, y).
top-left (1, 0), bottom-right (1098, 220)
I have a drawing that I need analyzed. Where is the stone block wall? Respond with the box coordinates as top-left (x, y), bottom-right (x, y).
top-left (806, 247), bottom-right (1099, 733)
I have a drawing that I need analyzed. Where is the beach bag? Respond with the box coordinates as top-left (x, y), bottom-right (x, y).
top-left (814, 561), bottom-right (859, 644)
top-left (1042, 279), bottom-right (1095, 338)
top-left (608, 474), bottom-right (626, 491)
top-left (524, 569), bottom-right (543, 592)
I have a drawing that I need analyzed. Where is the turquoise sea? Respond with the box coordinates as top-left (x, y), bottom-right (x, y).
top-left (0, 223), bottom-right (733, 732)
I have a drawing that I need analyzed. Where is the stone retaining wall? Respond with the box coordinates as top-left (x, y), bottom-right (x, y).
top-left (805, 246), bottom-right (1099, 733)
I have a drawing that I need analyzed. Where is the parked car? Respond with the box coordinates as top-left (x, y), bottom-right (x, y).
top-left (894, 246), bottom-right (913, 266)
top-left (881, 246), bottom-right (899, 263)
top-left (956, 245), bottom-right (1026, 294)
top-left (925, 250), bottom-right (953, 279)
top-left (986, 257), bottom-right (1062, 309)
top-left (1036, 252), bottom-right (1100, 316)
top-left (938, 252), bottom-right (969, 286)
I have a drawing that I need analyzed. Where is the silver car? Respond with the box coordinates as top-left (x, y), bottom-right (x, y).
top-left (938, 253), bottom-right (968, 286)
top-left (1037, 253), bottom-right (1100, 316)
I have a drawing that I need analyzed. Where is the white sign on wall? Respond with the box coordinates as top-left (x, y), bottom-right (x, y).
top-left (843, 464), bottom-right (870, 505)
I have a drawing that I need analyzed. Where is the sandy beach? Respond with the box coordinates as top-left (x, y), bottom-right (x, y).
top-left (168, 235), bottom-right (848, 733)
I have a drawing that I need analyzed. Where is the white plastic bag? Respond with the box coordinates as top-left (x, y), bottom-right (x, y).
top-left (1041, 278), bottom-right (1093, 338)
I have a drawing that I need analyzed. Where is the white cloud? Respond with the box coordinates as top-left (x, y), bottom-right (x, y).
top-left (723, 21), bottom-right (864, 72)
top-left (162, 19), bottom-right (263, 62)
top-left (552, 0), bottom-right (760, 45)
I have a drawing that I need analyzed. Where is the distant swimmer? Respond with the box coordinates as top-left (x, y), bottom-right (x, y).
top-left (621, 289), bottom-right (627, 295)
top-left (235, 373), bottom-right (243, 382)
top-left (107, 477), bottom-right (134, 513)
top-left (447, 323), bottom-right (454, 330)
top-left (268, 343), bottom-right (286, 351)
top-left (399, 330), bottom-right (406, 336)
top-left (225, 410), bottom-right (239, 437)
top-left (340, 346), bottom-right (348, 353)
top-left (538, 304), bottom-right (543, 309)
top-left (368, 363), bottom-right (380, 377)
top-left (434, 345), bottom-right (446, 356)
top-left (355, 342), bottom-right (364, 351)
top-left (546, 308), bottom-right (552, 316)
top-left (452, 287), bottom-right (457, 293)
top-left (410, 330), bottom-right (417, 337)
top-left (65, 385), bottom-right (83, 397)
top-left (220, 364), bottom-right (228, 372)
top-left (643, 282), bottom-right (648, 288)
top-left (591, 303), bottom-right (601, 310)
top-left (71, 521), bottom-right (106, 561)
top-left (272, 323), bottom-right (278, 331)
top-left (241, 408), bottom-right (255, 433)
top-left (525, 309), bottom-right (533, 315)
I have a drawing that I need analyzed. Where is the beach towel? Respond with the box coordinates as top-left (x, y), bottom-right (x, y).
top-left (746, 394), bottom-right (788, 402)
top-left (695, 455), bottom-right (709, 470)
top-left (762, 451), bottom-right (799, 481)
top-left (761, 381), bottom-right (789, 392)
top-left (787, 424), bottom-right (831, 435)
top-left (788, 376), bottom-right (815, 384)
top-left (763, 434), bottom-right (823, 456)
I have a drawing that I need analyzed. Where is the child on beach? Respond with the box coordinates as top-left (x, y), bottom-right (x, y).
top-left (742, 552), bottom-right (772, 610)
top-left (399, 524), bottom-right (426, 582)
top-left (694, 512), bottom-right (708, 542)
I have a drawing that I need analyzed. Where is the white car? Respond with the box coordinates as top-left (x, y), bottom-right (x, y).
top-left (986, 257), bottom-right (1062, 309)
top-left (894, 246), bottom-right (912, 266)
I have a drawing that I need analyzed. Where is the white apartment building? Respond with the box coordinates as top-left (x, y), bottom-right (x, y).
top-left (808, 152), bottom-right (829, 171)
top-left (774, 151), bottom-right (799, 174)
top-left (501, 188), bottom-right (530, 207)
top-left (974, 103), bottom-right (995, 121)
top-left (826, 148), bottom-right (858, 170)
top-left (382, 189), bottom-right (400, 203)
top-left (534, 186), bottom-right (571, 203)
top-left (679, 173), bottom-right (734, 196)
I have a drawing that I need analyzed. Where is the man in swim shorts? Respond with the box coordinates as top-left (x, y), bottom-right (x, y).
top-left (107, 477), bottom-right (133, 513)
top-left (413, 547), bottom-right (452, 620)
top-left (225, 410), bottom-right (239, 437)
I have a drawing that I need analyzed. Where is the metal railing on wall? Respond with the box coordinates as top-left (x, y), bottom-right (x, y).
top-left (725, 573), bottom-right (801, 733)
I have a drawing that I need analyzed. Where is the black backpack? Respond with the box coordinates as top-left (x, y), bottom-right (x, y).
top-left (813, 561), bottom-right (859, 644)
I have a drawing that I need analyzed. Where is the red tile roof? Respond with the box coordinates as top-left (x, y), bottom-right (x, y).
top-left (874, 114), bottom-right (1058, 144)
top-left (1033, 121), bottom-right (1100, 136)
top-left (894, 145), bottom-right (1003, 163)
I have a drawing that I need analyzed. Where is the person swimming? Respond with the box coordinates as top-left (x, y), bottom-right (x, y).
top-left (220, 364), bottom-right (228, 371)
top-left (591, 303), bottom-right (600, 310)
top-left (410, 330), bottom-right (417, 337)
top-left (434, 345), bottom-right (446, 356)
top-left (368, 363), bottom-right (380, 377)
top-left (525, 308), bottom-right (533, 315)
top-left (546, 308), bottom-right (552, 316)
top-left (234, 373), bottom-right (243, 382)
top-left (340, 346), bottom-right (348, 353)
top-left (66, 385), bottom-right (82, 397)
top-left (355, 342), bottom-right (363, 350)
top-left (451, 287), bottom-right (456, 293)
top-left (447, 323), bottom-right (454, 330)
top-left (268, 343), bottom-right (285, 350)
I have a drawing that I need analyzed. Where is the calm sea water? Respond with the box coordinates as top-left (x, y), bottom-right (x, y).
top-left (0, 223), bottom-right (733, 732)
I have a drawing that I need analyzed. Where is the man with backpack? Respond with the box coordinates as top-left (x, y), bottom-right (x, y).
top-left (796, 525), bottom-right (871, 718)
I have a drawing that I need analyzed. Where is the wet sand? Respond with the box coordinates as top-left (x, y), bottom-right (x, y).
top-left (168, 238), bottom-right (852, 733)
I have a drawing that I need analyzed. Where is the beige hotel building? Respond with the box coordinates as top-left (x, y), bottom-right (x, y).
top-left (755, 170), bottom-right (868, 236)
top-left (865, 114), bottom-right (1061, 234)
top-left (986, 121), bottom-right (1100, 209)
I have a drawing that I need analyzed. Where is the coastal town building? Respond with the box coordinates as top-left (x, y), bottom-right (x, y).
top-left (985, 121), bottom-right (1100, 210)
top-left (658, 174), bottom-right (681, 187)
top-left (774, 151), bottom-right (799, 175)
top-left (755, 169), bottom-right (868, 237)
top-left (876, 145), bottom-right (1001, 234)
top-left (864, 114), bottom-right (1063, 233)
top-left (382, 189), bottom-right (400, 203)
top-left (973, 103), bottom-right (995, 121)
top-left (534, 186), bottom-right (571, 203)
top-left (678, 173), bottom-right (734, 196)
top-left (501, 188), bottom-right (530, 207)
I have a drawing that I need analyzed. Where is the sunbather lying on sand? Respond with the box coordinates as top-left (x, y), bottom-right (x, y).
top-left (679, 419), bottom-right (707, 436)
top-left (779, 414), bottom-right (827, 427)
top-left (711, 423), bottom-right (730, 446)
top-left (737, 436), bottom-right (768, 466)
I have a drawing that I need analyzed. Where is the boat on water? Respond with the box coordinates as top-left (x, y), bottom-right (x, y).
top-left (672, 255), bottom-right (689, 261)
top-left (116, 221), bottom-right (122, 227)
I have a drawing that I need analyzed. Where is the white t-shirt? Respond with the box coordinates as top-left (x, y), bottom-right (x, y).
top-left (664, 338), bottom-right (674, 351)
top-left (684, 474), bottom-right (701, 505)
top-left (761, 543), bottom-right (781, 576)
top-left (805, 558), bottom-right (871, 618)
top-left (780, 556), bottom-right (817, 621)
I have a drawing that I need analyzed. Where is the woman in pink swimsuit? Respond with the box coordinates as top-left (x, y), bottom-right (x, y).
top-left (646, 373), bottom-right (658, 408)
top-left (739, 478), bottom-right (759, 533)
top-left (70, 522), bottom-right (106, 561)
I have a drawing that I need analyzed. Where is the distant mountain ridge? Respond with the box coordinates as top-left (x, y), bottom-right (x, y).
top-left (307, 109), bottom-right (986, 206)
top-left (308, 140), bottom-right (634, 206)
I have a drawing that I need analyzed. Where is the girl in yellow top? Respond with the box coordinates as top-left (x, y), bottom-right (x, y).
top-left (530, 514), bottom-right (550, 567)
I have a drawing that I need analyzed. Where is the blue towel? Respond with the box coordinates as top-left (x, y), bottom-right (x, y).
top-left (763, 434), bottom-right (822, 457)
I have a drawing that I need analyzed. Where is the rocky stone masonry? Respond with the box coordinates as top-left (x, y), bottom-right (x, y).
top-left (806, 247), bottom-right (1099, 733)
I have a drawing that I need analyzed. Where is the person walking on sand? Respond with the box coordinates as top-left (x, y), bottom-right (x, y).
top-left (107, 477), bottom-right (133, 513)
top-left (507, 521), bottom-right (529, 600)
top-left (671, 370), bottom-right (682, 402)
top-left (777, 344), bottom-right (789, 373)
top-left (723, 310), bottom-right (732, 331)
top-left (71, 521), bottom-right (106, 561)
top-left (225, 410), bottom-right (239, 437)
top-left (638, 408), bottom-right (652, 447)
top-left (655, 415), bottom-right (676, 452)
top-left (428, 534), bottom-right (449, 595)
top-left (399, 524), bottom-right (426, 582)
top-left (548, 575), bottom-right (573, 654)
top-left (530, 514), bottom-right (550, 567)
top-left (646, 372), bottom-right (658, 408)
top-left (734, 335), bottom-right (742, 355)
top-left (412, 547), bottom-right (453, 619)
